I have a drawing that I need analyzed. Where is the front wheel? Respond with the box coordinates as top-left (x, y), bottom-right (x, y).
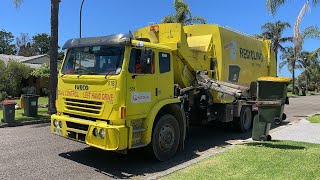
top-left (150, 114), bottom-right (180, 161)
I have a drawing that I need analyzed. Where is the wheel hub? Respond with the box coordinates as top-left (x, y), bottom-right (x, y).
top-left (159, 124), bottom-right (175, 152)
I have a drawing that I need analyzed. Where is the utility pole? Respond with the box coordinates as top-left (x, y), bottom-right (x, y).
top-left (80, 0), bottom-right (85, 38)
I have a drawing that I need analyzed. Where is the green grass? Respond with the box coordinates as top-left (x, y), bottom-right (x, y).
top-left (287, 92), bottom-right (298, 97)
top-left (13, 96), bottom-right (48, 106)
top-left (0, 108), bottom-right (50, 123)
top-left (163, 141), bottom-right (320, 180)
top-left (287, 91), bottom-right (320, 97)
top-left (307, 114), bottom-right (320, 123)
top-left (308, 91), bottom-right (320, 95)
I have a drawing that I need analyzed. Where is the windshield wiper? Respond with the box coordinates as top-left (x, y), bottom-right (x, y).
top-left (105, 70), bottom-right (114, 79)
top-left (86, 71), bottom-right (99, 75)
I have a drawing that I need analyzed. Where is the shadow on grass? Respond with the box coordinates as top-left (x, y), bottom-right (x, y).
top-left (245, 142), bottom-right (306, 150)
top-left (15, 115), bottom-right (50, 122)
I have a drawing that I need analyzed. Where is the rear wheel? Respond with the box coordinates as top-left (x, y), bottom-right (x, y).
top-left (233, 106), bottom-right (252, 132)
top-left (150, 114), bottom-right (180, 161)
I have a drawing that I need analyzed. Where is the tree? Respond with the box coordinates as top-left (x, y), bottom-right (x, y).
top-left (266, 0), bottom-right (319, 16)
top-left (161, 0), bottom-right (206, 25)
top-left (48, 0), bottom-right (60, 114)
top-left (16, 33), bottom-right (35, 57)
top-left (58, 51), bottom-right (65, 61)
top-left (14, 0), bottom-right (60, 114)
top-left (297, 51), bottom-right (314, 93)
top-left (266, 1), bottom-right (320, 93)
top-left (261, 21), bottom-right (293, 70)
top-left (0, 29), bottom-right (16, 55)
top-left (4, 60), bottom-right (32, 97)
top-left (280, 47), bottom-right (296, 92)
top-left (32, 33), bottom-right (51, 55)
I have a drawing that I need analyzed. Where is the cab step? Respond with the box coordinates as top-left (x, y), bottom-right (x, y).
top-left (132, 127), bottom-right (147, 133)
top-left (132, 142), bottom-right (147, 149)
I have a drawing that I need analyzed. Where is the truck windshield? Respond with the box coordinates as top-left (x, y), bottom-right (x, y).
top-left (61, 45), bottom-right (124, 75)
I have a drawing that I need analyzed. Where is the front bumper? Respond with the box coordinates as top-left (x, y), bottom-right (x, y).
top-left (51, 114), bottom-right (128, 151)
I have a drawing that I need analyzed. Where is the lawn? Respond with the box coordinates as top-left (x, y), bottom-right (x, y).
top-left (287, 92), bottom-right (298, 97)
top-left (287, 91), bottom-right (320, 97)
top-left (13, 96), bottom-right (48, 106)
top-left (0, 108), bottom-right (50, 123)
top-left (163, 141), bottom-right (320, 180)
top-left (0, 97), bottom-right (50, 123)
top-left (307, 114), bottom-right (320, 123)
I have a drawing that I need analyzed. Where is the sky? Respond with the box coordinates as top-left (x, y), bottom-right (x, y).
top-left (1, 0), bottom-right (319, 77)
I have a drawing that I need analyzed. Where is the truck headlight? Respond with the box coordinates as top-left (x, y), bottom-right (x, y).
top-left (93, 128), bottom-right (99, 137)
top-left (53, 119), bottom-right (58, 127)
top-left (58, 121), bottom-right (63, 128)
top-left (99, 129), bottom-right (106, 139)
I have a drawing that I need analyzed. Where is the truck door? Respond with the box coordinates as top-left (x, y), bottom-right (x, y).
top-left (126, 48), bottom-right (158, 116)
top-left (157, 51), bottom-right (174, 100)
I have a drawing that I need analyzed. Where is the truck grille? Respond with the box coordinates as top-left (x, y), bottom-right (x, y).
top-left (64, 98), bottom-right (103, 115)
top-left (66, 121), bottom-right (89, 131)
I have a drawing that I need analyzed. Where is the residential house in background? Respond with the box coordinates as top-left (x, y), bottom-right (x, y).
top-left (0, 54), bottom-right (50, 95)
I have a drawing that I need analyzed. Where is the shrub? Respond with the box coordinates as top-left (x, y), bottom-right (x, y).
top-left (31, 63), bottom-right (50, 78)
top-left (0, 91), bottom-right (8, 101)
top-left (0, 60), bottom-right (32, 97)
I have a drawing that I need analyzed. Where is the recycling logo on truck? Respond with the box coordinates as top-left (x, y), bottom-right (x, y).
top-left (131, 92), bottom-right (151, 104)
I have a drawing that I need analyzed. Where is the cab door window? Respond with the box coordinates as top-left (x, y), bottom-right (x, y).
top-left (129, 48), bottom-right (154, 74)
top-left (159, 52), bottom-right (170, 73)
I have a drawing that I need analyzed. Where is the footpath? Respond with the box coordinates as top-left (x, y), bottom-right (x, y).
top-left (271, 118), bottom-right (320, 144)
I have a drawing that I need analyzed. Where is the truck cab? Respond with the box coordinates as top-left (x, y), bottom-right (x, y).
top-left (51, 34), bottom-right (186, 161)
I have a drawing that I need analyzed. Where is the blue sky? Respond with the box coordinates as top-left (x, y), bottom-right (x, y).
top-left (1, 0), bottom-right (319, 77)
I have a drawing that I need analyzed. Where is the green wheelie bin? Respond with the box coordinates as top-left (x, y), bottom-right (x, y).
top-left (22, 94), bottom-right (39, 117)
top-left (252, 77), bottom-right (291, 141)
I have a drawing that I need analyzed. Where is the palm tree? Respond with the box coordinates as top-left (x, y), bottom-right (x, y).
top-left (280, 47), bottom-right (297, 92)
top-left (279, 25), bottom-right (320, 94)
top-left (297, 51), bottom-right (314, 93)
top-left (161, 0), bottom-right (206, 25)
top-left (266, 0), bottom-right (319, 16)
top-left (261, 21), bottom-right (293, 70)
top-left (14, 0), bottom-right (60, 114)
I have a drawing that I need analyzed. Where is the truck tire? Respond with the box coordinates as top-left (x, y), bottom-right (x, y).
top-left (233, 106), bottom-right (252, 132)
top-left (150, 114), bottom-right (180, 161)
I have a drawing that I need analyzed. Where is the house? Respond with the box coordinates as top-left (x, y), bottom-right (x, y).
top-left (0, 54), bottom-right (50, 95)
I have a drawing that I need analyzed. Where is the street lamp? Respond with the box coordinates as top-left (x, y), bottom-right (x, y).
top-left (80, 0), bottom-right (85, 38)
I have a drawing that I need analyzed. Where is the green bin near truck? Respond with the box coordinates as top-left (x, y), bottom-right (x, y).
top-left (22, 94), bottom-right (39, 117)
top-left (252, 77), bottom-right (291, 141)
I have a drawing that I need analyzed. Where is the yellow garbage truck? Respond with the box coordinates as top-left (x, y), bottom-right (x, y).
top-left (51, 23), bottom-right (281, 161)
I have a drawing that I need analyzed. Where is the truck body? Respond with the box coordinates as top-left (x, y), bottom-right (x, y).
top-left (51, 23), bottom-right (277, 161)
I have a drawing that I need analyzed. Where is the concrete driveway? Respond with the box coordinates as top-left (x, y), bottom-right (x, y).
top-left (0, 95), bottom-right (319, 180)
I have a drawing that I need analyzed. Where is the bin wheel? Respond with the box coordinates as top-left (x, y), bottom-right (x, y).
top-left (282, 113), bottom-right (287, 120)
top-left (259, 135), bottom-right (267, 141)
top-left (267, 135), bottom-right (272, 141)
top-left (233, 106), bottom-right (252, 132)
top-left (259, 135), bottom-right (272, 141)
top-left (149, 114), bottom-right (180, 161)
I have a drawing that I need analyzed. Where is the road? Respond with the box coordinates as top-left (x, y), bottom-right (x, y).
top-left (0, 95), bottom-right (319, 180)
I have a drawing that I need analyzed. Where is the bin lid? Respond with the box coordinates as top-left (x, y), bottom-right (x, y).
top-left (2, 100), bottom-right (17, 105)
top-left (258, 77), bottom-right (291, 83)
